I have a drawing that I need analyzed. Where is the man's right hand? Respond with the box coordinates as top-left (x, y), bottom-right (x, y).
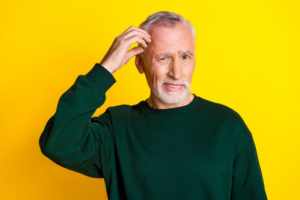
top-left (99, 26), bottom-right (152, 74)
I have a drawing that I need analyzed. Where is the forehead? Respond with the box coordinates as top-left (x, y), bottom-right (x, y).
top-left (146, 22), bottom-right (195, 55)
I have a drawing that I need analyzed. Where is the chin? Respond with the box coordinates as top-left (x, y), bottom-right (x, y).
top-left (156, 88), bottom-right (189, 105)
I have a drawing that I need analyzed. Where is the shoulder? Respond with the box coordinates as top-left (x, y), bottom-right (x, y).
top-left (196, 96), bottom-right (253, 147)
top-left (196, 96), bottom-right (242, 121)
top-left (196, 96), bottom-right (251, 134)
top-left (105, 101), bottom-right (143, 118)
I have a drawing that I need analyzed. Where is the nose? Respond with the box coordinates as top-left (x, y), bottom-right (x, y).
top-left (168, 58), bottom-right (183, 80)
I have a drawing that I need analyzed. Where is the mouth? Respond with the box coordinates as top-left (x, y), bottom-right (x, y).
top-left (163, 82), bottom-right (185, 92)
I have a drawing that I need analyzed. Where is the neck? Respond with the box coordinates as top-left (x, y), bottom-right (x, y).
top-left (147, 92), bottom-right (194, 109)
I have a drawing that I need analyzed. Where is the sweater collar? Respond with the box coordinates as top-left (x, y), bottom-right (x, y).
top-left (139, 93), bottom-right (200, 116)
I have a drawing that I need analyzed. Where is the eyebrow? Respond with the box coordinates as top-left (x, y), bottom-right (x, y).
top-left (155, 50), bottom-right (194, 58)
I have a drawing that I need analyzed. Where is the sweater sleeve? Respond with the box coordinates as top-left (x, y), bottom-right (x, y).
top-left (39, 63), bottom-right (116, 178)
top-left (231, 118), bottom-right (268, 200)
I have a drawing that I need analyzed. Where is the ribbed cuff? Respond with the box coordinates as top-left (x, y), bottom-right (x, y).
top-left (83, 63), bottom-right (116, 92)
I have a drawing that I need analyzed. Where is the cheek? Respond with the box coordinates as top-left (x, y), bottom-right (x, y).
top-left (148, 64), bottom-right (167, 86)
top-left (180, 62), bottom-right (195, 83)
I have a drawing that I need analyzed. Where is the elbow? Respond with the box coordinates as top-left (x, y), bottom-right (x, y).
top-left (39, 138), bottom-right (69, 165)
top-left (39, 135), bottom-right (55, 159)
top-left (39, 132), bottom-right (62, 161)
top-left (39, 131), bottom-right (78, 166)
top-left (39, 116), bottom-right (59, 159)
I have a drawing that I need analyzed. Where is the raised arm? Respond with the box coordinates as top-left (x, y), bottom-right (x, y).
top-left (39, 26), bottom-right (151, 178)
top-left (39, 64), bottom-right (116, 178)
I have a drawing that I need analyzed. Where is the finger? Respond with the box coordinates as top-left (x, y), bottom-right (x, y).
top-left (117, 31), bottom-right (152, 43)
top-left (123, 26), bottom-right (150, 36)
top-left (121, 35), bottom-right (148, 49)
top-left (121, 31), bottom-right (151, 44)
top-left (124, 47), bottom-right (144, 64)
top-left (121, 26), bottom-right (151, 39)
top-left (124, 29), bottom-right (151, 43)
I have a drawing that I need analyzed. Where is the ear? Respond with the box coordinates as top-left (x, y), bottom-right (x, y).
top-left (135, 54), bottom-right (145, 74)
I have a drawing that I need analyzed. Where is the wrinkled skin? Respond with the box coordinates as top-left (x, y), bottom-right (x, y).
top-left (135, 22), bottom-right (196, 109)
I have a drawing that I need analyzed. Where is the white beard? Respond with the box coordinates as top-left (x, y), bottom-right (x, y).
top-left (152, 80), bottom-right (191, 104)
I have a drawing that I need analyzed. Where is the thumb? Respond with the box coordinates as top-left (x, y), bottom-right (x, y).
top-left (124, 47), bottom-right (145, 64)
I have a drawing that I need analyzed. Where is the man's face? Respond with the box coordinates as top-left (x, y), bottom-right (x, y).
top-left (137, 22), bottom-right (196, 105)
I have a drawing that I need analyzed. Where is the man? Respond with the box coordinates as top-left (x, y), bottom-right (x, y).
top-left (39, 11), bottom-right (268, 200)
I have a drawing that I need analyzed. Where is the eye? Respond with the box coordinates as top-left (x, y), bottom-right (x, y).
top-left (160, 57), bottom-right (167, 60)
top-left (183, 55), bottom-right (190, 59)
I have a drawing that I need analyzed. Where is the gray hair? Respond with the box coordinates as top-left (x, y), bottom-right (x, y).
top-left (137, 11), bottom-right (196, 57)
top-left (139, 11), bottom-right (196, 40)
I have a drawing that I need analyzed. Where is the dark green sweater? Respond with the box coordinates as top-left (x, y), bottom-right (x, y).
top-left (39, 63), bottom-right (267, 200)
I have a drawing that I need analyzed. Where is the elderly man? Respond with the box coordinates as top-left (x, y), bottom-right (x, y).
top-left (39, 11), bottom-right (267, 200)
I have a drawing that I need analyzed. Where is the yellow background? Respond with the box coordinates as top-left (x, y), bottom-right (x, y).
top-left (1, 0), bottom-right (299, 199)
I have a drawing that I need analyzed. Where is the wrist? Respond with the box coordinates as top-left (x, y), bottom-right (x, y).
top-left (99, 61), bottom-right (115, 74)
